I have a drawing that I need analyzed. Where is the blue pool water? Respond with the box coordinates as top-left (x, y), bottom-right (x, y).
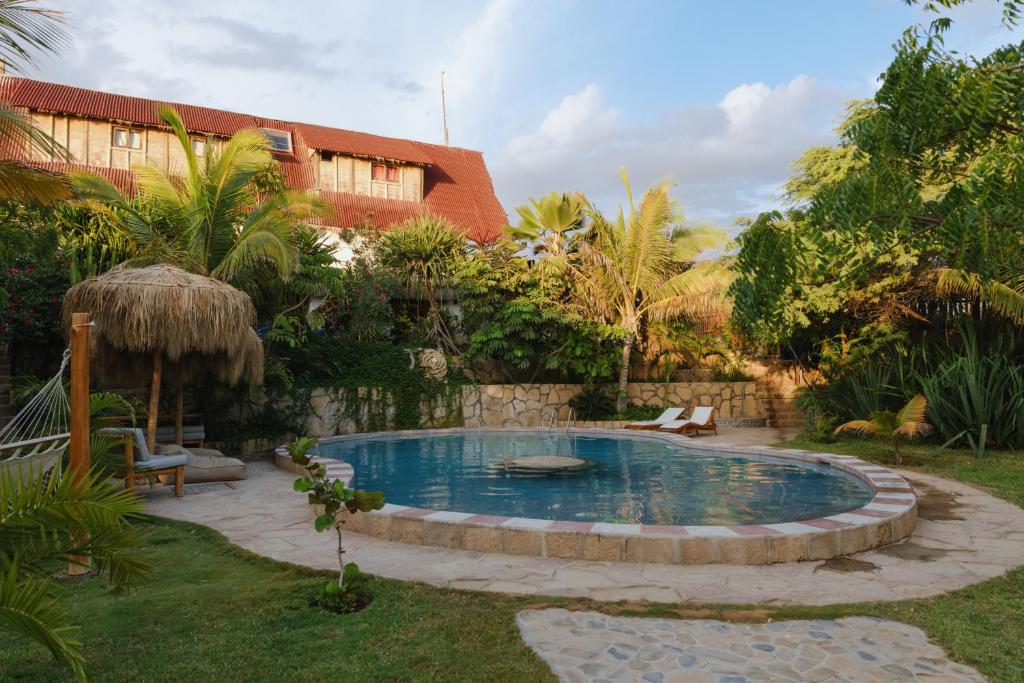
top-left (316, 432), bottom-right (873, 526)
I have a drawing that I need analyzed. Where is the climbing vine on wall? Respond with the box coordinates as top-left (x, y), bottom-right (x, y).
top-left (201, 339), bottom-right (465, 450)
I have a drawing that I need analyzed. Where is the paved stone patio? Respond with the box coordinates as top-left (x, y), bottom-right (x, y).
top-left (145, 427), bottom-right (1024, 606)
top-left (516, 608), bottom-right (985, 682)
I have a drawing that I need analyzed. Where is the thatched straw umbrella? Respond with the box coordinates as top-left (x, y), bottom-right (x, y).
top-left (62, 264), bottom-right (263, 451)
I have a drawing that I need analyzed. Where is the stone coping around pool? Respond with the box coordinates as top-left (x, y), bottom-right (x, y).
top-left (274, 428), bottom-right (917, 565)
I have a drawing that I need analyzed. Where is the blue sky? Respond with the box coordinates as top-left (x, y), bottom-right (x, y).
top-left (38, 1), bottom-right (1024, 230)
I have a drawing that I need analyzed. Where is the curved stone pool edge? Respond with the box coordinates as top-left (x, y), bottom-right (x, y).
top-left (274, 428), bottom-right (918, 565)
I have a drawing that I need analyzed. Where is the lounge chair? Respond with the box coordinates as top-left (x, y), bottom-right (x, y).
top-left (98, 427), bottom-right (189, 497)
top-left (623, 407), bottom-right (686, 430)
top-left (658, 406), bottom-right (718, 436)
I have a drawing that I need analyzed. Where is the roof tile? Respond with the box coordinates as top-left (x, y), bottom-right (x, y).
top-left (0, 76), bottom-right (507, 242)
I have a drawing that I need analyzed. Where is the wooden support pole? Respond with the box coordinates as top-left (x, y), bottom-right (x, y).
top-left (174, 375), bottom-right (184, 445)
top-left (68, 312), bottom-right (91, 576)
top-left (146, 351), bottom-right (162, 454)
top-left (123, 439), bottom-right (134, 492)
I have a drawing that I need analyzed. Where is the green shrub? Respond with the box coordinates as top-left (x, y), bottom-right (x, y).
top-left (614, 404), bottom-right (665, 421)
top-left (916, 337), bottom-right (1024, 450)
top-left (568, 386), bottom-right (616, 420)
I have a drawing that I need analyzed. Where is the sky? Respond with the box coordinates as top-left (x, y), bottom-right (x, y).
top-left (31, 0), bottom-right (1024, 232)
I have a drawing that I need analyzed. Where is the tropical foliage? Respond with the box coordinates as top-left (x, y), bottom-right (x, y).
top-left (574, 170), bottom-right (730, 410)
top-left (834, 394), bottom-right (933, 464)
top-left (69, 107), bottom-right (325, 285)
top-left (376, 215), bottom-right (466, 352)
top-left (731, 21), bottom-right (1024, 348)
top-left (0, 466), bottom-right (149, 681)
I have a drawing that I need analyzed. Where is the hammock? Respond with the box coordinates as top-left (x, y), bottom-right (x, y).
top-left (0, 349), bottom-right (71, 481)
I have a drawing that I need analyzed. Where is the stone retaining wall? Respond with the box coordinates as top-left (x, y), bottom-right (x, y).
top-left (461, 382), bottom-right (762, 428)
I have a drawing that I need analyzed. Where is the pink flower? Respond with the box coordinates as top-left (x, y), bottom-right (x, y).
top-left (378, 294), bottom-right (386, 302)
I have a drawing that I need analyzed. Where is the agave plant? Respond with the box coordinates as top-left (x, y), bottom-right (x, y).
top-left (834, 394), bottom-right (933, 464)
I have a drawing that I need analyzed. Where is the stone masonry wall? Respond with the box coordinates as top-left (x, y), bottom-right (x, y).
top-left (298, 387), bottom-right (457, 439)
top-left (461, 382), bottom-right (762, 428)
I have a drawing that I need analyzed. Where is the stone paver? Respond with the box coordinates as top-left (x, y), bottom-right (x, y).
top-left (516, 608), bottom-right (985, 682)
top-left (145, 427), bottom-right (1024, 605)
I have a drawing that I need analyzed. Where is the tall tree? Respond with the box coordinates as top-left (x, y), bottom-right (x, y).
top-left (69, 107), bottom-right (324, 284)
top-left (574, 170), bottom-right (729, 411)
top-left (732, 16), bottom-right (1024, 347)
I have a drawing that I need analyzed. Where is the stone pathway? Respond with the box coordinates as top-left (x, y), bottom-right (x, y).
top-left (145, 453), bottom-right (1024, 605)
top-left (516, 609), bottom-right (985, 682)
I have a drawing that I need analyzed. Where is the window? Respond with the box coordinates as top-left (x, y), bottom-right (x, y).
top-left (321, 151), bottom-right (334, 162)
top-left (191, 138), bottom-right (206, 156)
top-left (260, 128), bottom-right (292, 152)
top-left (112, 127), bottom-right (142, 150)
top-left (372, 163), bottom-right (400, 183)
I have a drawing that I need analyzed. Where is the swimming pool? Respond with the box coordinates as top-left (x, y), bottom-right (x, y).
top-left (315, 431), bottom-right (874, 526)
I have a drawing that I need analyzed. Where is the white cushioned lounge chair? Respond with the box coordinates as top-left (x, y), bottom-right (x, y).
top-left (623, 407), bottom-right (686, 430)
top-left (657, 406), bottom-right (718, 436)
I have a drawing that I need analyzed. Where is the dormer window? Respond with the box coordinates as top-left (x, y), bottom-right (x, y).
top-left (372, 163), bottom-right (399, 183)
top-left (260, 128), bottom-right (292, 152)
top-left (112, 127), bottom-right (142, 150)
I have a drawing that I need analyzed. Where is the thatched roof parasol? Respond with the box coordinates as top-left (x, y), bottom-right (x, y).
top-left (62, 264), bottom-right (264, 450)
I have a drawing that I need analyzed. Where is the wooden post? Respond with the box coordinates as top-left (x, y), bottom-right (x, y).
top-left (68, 312), bottom-right (91, 576)
top-left (123, 439), bottom-right (134, 492)
top-left (174, 375), bottom-right (184, 445)
top-left (146, 351), bottom-right (162, 453)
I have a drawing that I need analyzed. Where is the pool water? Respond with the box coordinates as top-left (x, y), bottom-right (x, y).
top-left (316, 432), bottom-right (873, 526)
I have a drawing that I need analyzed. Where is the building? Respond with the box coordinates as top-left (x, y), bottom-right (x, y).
top-left (0, 76), bottom-right (508, 246)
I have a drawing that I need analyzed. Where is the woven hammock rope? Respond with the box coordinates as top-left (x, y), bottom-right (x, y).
top-left (0, 348), bottom-right (71, 478)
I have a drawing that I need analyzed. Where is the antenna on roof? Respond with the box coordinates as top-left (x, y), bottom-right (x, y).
top-left (440, 70), bottom-right (450, 146)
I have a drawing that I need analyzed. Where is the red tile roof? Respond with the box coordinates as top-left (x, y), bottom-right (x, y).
top-left (28, 161), bottom-right (137, 193)
top-left (0, 76), bottom-right (507, 243)
top-left (293, 122), bottom-right (432, 165)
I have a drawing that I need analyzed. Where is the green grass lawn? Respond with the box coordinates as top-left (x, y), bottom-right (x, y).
top-left (1, 436), bottom-right (1022, 682)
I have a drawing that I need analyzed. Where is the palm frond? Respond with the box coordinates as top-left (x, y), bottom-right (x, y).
top-left (894, 420), bottom-right (934, 440)
top-left (833, 419), bottom-right (883, 437)
top-left (934, 267), bottom-right (1024, 325)
top-left (0, 1), bottom-right (66, 73)
top-left (0, 563), bottom-right (86, 682)
top-left (896, 394), bottom-right (929, 425)
top-left (0, 159), bottom-right (69, 203)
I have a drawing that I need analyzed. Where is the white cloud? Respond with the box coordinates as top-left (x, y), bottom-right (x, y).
top-left (37, 0), bottom-right (526, 145)
top-left (492, 75), bottom-right (848, 230)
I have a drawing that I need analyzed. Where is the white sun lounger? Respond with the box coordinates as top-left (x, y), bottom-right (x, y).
top-left (658, 406), bottom-right (718, 436)
top-left (623, 407), bottom-right (686, 430)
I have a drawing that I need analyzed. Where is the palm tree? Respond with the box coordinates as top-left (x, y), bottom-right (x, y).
top-left (69, 107), bottom-right (325, 284)
top-left (0, 1), bottom-right (73, 204)
top-left (376, 214), bottom-right (466, 352)
top-left (574, 170), bottom-right (730, 412)
top-left (834, 394), bottom-right (933, 464)
top-left (0, 466), bottom-right (150, 682)
top-left (506, 191), bottom-right (583, 291)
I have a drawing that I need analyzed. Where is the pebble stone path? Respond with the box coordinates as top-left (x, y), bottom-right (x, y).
top-left (516, 609), bottom-right (985, 682)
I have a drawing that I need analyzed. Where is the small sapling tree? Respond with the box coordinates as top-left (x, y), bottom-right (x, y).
top-left (288, 436), bottom-right (384, 612)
